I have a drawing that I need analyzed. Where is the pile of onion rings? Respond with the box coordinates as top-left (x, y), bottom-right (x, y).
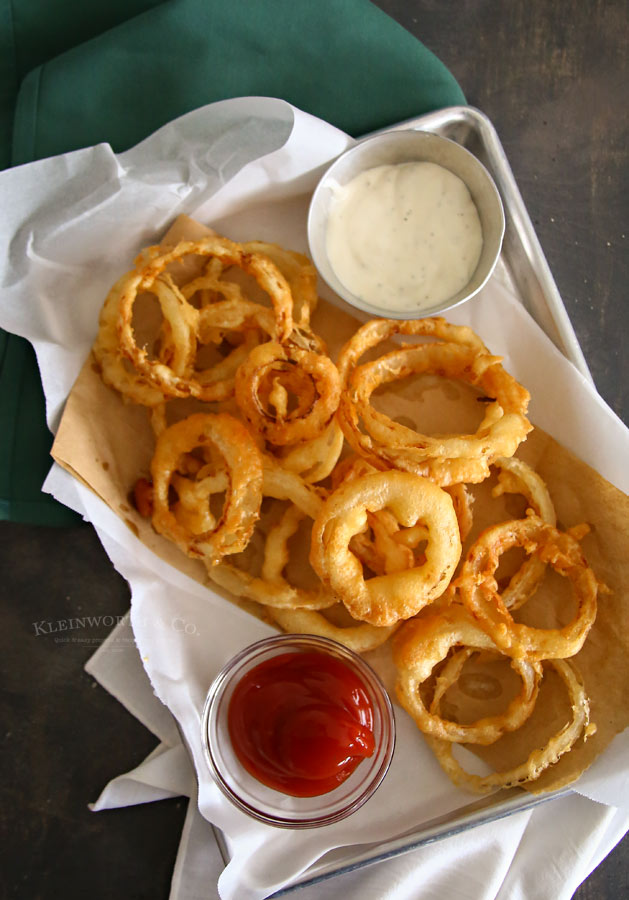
top-left (392, 468), bottom-right (604, 793)
top-left (95, 227), bottom-right (606, 795)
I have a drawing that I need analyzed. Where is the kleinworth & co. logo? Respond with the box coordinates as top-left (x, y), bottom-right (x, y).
top-left (32, 615), bottom-right (127, 637)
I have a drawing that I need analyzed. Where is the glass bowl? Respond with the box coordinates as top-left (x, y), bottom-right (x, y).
top-left (307, 128), bottom-right (505, 320)
top-left (201, 633), bottom-right (396, 828)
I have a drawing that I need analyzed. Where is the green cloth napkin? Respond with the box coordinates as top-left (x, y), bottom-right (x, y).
top-left (1, 0), bottom-right (465, 525)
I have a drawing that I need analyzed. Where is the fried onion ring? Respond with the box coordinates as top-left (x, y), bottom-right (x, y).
top-left (340, 341), bottom-right (531, 485)
top-left (242, 241), bottom-right (318, 327)
top-left (151, 412), bottom-right (263, 564)
top-left (336, 316), bottom-right (488, 384)
top-left (134, 236), bottom-right (293, 338)
top-left (116, 237), bottom-right (294, 401)
top-left (206, 460), bottom-right (333, 609)
top-left (310, 471), bottom-right (462, 626)
top-left (393, 605), bottom-right (542, 744)
top-left (258, 504), bottom-right (337, 609)
top-left (275, 418), bottom-right (344, 483)
top-left (332, 460), bottom-right (473, 567)
top-left (424, 658), bottom-right (592, 793)
top-left (330, 456), bottom-right (416, 576)
top-left (444, 483), bottom-right (475, 543)
top-left (94, 274), bottom-right (191, 407)
top-left (266, 607), bottom-right (398, 654)
top-left (458, 516), bottom-right (599, 660)
top-left (491, 457), bottom-right (556, 610)
top-left (235, 340), bottom-right (341, 446)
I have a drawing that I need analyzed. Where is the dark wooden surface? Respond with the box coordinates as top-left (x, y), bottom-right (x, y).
top-left (1, 1), bottom-right (627, 898)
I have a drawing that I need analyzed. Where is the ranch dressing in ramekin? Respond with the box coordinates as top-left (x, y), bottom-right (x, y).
top-left (325, 162), bottom-right (483, 313)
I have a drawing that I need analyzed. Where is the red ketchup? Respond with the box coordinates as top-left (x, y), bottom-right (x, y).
top-left (227, 651), bottom-right (376, 797)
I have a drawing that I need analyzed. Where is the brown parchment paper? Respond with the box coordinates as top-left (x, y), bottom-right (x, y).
top-left (52, 215), bottom-right (629, 798)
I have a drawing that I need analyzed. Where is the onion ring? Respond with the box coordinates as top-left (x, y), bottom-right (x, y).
top-left (336, 316), bottom-right (488, 385)
top-left (424, 658), bottom-right (592, 793)
top-left (134, 236), bottom-right (293, 338)
top-left (117, 236), bottom-right (294, 400)
top-left (206, 460), bottom-right (333, 609)
top-left (444, 483), bottom-right (475, 543)
top-left (330, 456), bottom-right (416, 576)
top-left (94, 274), bottom-right (192, 407)
top-left (170, 468), bottom-right (229, 535)
top-left (333, 460), bottom-right (473, 566)
top-left (393, 605), bottom-right (542, 744)
top-left (151, 412), bottom-right (263, 564)
top-left (491, 457), bottom-right (556, 610)
top-left (275, 418), bottom-right (344, 483)
top-left (458, 516), bottom-right (599, 660)
top-left (339, 341), bottom-right (531, 485)
top-left (235, 340), bottom-right (341, 446)
top-left (266, 607), bottom-right (398, 654)
top-left (242, 241), bottom-right (318, 327)
top-left (310, 470), bottom-right (462, 626)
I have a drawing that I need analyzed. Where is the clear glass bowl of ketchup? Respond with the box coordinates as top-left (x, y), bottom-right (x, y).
top-left (201, 633), bottom-right (396, 828)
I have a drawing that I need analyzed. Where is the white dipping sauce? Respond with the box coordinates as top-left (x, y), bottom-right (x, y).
top-left (325, 161), bottom-right (483, 312)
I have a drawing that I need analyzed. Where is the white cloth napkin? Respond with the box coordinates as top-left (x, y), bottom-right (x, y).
top-left (82, 593), bottom-right (629, 900)
top-left (1, 96), bottom-right (628, 899)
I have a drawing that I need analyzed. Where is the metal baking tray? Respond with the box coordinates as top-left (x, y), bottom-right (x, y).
top-left (209, 105), bottom-right (591, 893)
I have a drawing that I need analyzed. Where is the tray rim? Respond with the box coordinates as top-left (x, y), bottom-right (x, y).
top-left (211, 103), bottom-right (593, 894)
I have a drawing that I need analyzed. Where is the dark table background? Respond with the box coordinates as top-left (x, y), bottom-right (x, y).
top-left (1, 1), bottom-right (627, 898)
